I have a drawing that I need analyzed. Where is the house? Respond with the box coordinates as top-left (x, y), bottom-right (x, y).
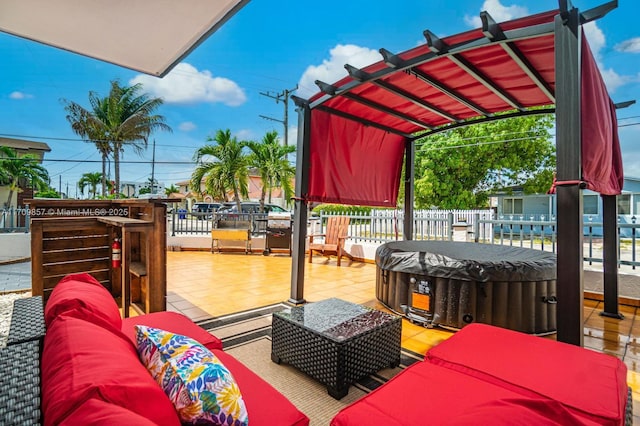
top-left (176, 171), bottom-right (291, 211)
top-left (0, 137), bottom-right (51, 208)
top-left (491, 177), bottom-right (640, 236)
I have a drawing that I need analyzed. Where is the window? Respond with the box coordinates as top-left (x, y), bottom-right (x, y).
top-left (618, 194), bottom-right (631, 215)
top-left (502, 198), bottom-right (523, 215)
top-left (583, 195), bottom-right (599, 215)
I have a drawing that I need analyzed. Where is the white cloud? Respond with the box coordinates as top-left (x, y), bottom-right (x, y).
top-left (9, 91), bottom-right (33, 100)
top-left (615, 37), bottom-right (640, 53)
top-left (582, 21), bottom-right (630, 93)
top-left (178, 121), bottom-right (196, 132)
top-left (464, 0), bottom-right (529, 28)
top-left (234, 129), bottom-right (254, 141)
top-left (130, 63), bottom-right (246, 106)
top-left (582, 22), bottom-right (605, 61)
top-left (297, 44), bottom-right (382, 98)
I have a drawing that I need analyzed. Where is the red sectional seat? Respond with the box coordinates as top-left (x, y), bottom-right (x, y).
top-left (41, 273), bottom-right (309, 426)
top-left (332, 323), bottom-right (629, 426)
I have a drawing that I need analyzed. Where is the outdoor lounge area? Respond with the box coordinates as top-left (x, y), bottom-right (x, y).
top-left (1, 0), bottom-right (638, 424)
top-left (3, 251), bottom-right (640, 424)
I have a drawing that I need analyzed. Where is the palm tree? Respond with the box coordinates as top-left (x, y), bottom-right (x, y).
top-left (165, 184), bottom-right (180, 197)
top-left (63, 101), bottom-right (111, 196)
top-left (245, 130), bottom-right (296, 211)
top-left (62, 80), bottom-right (172, 197)
top-left (78, 172), bottom-right (103, 199)
top-left (191, 129), bottom-right (249, 211)
top-left (0, 147), bottom-right (49, 208)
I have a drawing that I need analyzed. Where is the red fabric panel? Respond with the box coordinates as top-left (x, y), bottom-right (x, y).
top-left (581, 36), bottom-right (624, 195)
top-left (330, 360), bottom-right (587, 426)
top-left (59, 398), bottom-right (158, 426)
top-left (44, 273), bottom-right (122, 331)
top-left (42, 316), bottom-right (180, 426)
top-left (212, 349), bottom-right (310, 426)
top-left (308, 109), bottom-right (405, 207)
top-left (426, 323), bottom-right (627, 426)
top-left (121, 311), bottom-right (223, 351)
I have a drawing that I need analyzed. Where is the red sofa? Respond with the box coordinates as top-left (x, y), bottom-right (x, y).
top-left (331, 323), bottom-right (631, 425)
top-left (41, 273), bottom-right (309, 426)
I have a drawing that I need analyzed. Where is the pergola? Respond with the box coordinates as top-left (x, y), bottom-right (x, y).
top-left (288, 0), bottom-right (630, 346)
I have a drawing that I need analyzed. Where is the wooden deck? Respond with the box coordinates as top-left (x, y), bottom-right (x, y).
top-left (165, 251), bottom-right (640, 421)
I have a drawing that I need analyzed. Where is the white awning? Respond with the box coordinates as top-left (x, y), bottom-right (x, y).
top-left (0, 0), bottom-right (250, 77)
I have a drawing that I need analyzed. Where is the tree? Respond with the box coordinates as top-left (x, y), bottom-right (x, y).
top-left (165, 184), bottom-right (180, 197)
top-left (191, 129), bottom-right (249, 211)
top-left (78, 172), bottom-right (104, 199)
top-left (62, 80), bottom-right (171, 197)
top-left (63, 101), bottom-right (111, 196)
top-left (413, 114), bottom-right (554, 209)
top-left (245, 130), bottom-right (296, 212)
top-left (0, 147), bottom-right (50, 208)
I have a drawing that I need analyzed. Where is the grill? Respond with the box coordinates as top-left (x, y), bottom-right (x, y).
top-left (263, 212), bottom-right (292, 255)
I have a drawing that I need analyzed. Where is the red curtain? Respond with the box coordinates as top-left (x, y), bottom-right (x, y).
top-left (581, 36), bottom-right (623, 195)
top-left (307, 109), bottom-right (406, 207)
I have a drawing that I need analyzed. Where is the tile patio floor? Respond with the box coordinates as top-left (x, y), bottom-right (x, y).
top-left (165, 250), bottom-right (640, 422)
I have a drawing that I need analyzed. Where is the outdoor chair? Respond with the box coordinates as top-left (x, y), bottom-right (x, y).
top-left (308, 216), bottom-right (353, 266)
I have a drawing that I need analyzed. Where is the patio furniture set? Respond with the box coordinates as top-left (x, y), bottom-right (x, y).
top-left (1, 273), bottom-right (309, 425)
top-left (0, 273), bottom-right (632, 425)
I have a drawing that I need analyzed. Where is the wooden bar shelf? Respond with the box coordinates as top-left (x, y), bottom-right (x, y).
top-left (27, 199), bottom-right (167, 318)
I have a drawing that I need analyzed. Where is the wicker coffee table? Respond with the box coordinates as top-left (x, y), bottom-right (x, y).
top-left (271, 298), bottom-right (401, 399)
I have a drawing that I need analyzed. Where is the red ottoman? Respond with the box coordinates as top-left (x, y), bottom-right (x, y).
top-left (426, 323), bottom-right (629, 426)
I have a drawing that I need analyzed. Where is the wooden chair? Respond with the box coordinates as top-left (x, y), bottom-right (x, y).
top-left (308, 216), bottom-right (353, 266)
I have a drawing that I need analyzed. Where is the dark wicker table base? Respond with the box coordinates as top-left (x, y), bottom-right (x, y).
top-left (271, 306), bottom-right (401, 399)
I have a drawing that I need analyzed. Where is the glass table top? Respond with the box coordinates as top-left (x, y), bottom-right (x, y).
top-left (274, 298), bottom-right (398, 341)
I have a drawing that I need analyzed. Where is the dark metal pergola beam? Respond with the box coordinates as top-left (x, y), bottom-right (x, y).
top-left (316, 104), bottom-right (413, 138)
top-left (308, 20), bottom-right (555, 110)
top-left (340, 92), bottom-right (434, 130)
top-left (345, 64), bottom-right (461, 123)
top-left (408, 107), bottom-right (555, 141)
top-left (425, 30), bottom-right (525, 111)
top-left (380, 48), bottom-right (492, 117)
top-left (482, 12), bottom-right (556, 103)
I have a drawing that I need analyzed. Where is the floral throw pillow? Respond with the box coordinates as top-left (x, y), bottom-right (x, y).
top-left (135, 325), bottom-right (249, 426)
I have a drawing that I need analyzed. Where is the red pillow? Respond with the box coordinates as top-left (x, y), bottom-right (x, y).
top-left (44, 273), bottom-right (122, 331)
top-left (59, 398), bottom-right (159, 426)
top-left (42, 316), bottom-right (180, 426)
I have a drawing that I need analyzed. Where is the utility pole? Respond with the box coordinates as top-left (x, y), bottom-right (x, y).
top-left (150, 139), bottom-right (156, 194)
top-left (259, 85), bottom-right (298, 153)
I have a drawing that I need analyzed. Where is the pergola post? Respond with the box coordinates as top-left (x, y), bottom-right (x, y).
top-left (403, 139), bottom-right (414, 240)
top-left (601, 194), bottom-right (623, 318)
top-left (554, 5), bottom-right (584, 346)
top-left (289, 99), bottom-right (311, 304)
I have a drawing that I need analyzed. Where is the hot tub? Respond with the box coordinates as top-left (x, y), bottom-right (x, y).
top-left (376, 241), bottom-right (557, 334)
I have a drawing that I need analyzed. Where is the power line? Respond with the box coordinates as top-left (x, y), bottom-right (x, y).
top-left (259, 85), bottom-right (298, 152)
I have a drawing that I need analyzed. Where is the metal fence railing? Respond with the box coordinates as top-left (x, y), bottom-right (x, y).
top-left (169, 210), bottom-right (269, 236)
top-left (0, 208), bottom-right (30, 233)
top-left (167, 207), bottom-right (640, 269)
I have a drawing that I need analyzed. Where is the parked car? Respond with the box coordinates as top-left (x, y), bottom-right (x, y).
top-left (223, 202), bottom-right (288, 214)
top-left (191, 202), bottom-right (222, 219)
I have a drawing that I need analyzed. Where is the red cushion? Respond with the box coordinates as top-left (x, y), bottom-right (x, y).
top-left (425, 323), bottom-right (628, 426)
top-left (44, 273), bottom-right (122, 331)
top-left (213, 349), bottom-right (309, 426)
top-left (59, 398), bottom-right (158, 426)
top-left (122, 311), bottom-right (222, 351)
top-left (331, 361), bottom-right (590, 426)
top-left (42, 316), bottom-right (180, 426)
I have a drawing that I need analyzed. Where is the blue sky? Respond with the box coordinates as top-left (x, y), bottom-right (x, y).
top-left (1, 0), bottom-right (639, 196)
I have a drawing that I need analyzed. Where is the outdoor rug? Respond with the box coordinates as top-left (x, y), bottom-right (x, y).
top-left (197, 303), bottom-right (422, 426)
